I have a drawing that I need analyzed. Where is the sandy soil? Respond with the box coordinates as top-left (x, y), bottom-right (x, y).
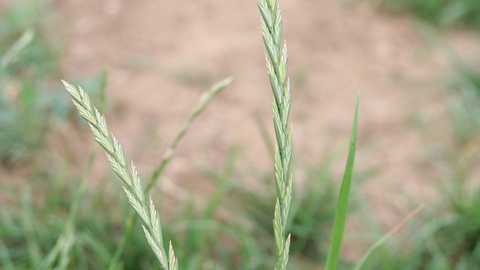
top-left (52, 0), bottom-right (480, 259)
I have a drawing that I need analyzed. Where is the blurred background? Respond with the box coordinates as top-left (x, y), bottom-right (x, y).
top-left (1, 0), bottom-right (480, 269)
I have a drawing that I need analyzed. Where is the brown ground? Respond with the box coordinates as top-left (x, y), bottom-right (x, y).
top-left (52, 0), bottom-right (480, 260)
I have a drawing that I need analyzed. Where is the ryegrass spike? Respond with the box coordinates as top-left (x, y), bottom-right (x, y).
top-left (62, 81), bottom-right (176, 269)
top-left (258, 0), bottom-right (293, 269)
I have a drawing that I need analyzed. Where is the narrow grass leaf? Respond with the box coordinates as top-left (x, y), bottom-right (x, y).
top-left (325, 94), bottom-right (360, 270)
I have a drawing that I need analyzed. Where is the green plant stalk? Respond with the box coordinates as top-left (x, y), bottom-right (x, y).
top-left (353, 204), bottom-right (424, 270)
top-left (0, 28), bottom-right (34, 72)
top-left (325, 94), bottom-right (359, 270)
top-left (146, 76), bottom-right (233, 192)
top-left (62, 81), bottom-right (178, 270)
top-left (98, 69), bottom-right (109, 113)
top-left (107, 215), bottom-right (134, 270)
top-left (192, 147), bottom-right (238, 257)
top-left (19, 189), bottom-right (42, 267)
top-left (38, 145), bottom-right (97, 270)
top-left (107, 77), bottom-right (232, 270)
top-left (0, 28), bottom-right (34, 89)
top-left (258, 0), bottom-right (293, 269)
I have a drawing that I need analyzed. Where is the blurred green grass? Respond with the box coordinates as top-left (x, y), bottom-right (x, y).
top-left (369, 1), bottom-right (480, 265)
top-left (365, 51), bottom-right (480, 269)
top-left (0, 144), bottom-right (358, 269)
top-left (378, 0), bottom-right (480, 30)
top-left (368, 156), bottom-right (480, 269)
top-left (0, 1), bottom-right (107, 164)
top-left (446, 60), bottom-right (480, 144)
top-left (0, 1), bottom-right (60, 164)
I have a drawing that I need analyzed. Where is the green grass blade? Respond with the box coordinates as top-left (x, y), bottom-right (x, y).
top-left (353, 204), bottom-right (424, 270)
top-left (325, 94), bottom-right (359, 270)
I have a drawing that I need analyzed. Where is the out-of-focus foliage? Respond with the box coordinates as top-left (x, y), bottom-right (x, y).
top-left (379, 0), bottom-right (480, 30)
top-left (0, 144), bottom-right (357, 269)
top-left (0, 1), bottom-right (62, 163)
top-left (446, 61), bottom-right (480, 143)
top-left (372, 151), bottom-right (480, 269)
top-left (365, 54), bottom-right (480, 269)
top-left (0, 1), bottom-right (107, 164)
